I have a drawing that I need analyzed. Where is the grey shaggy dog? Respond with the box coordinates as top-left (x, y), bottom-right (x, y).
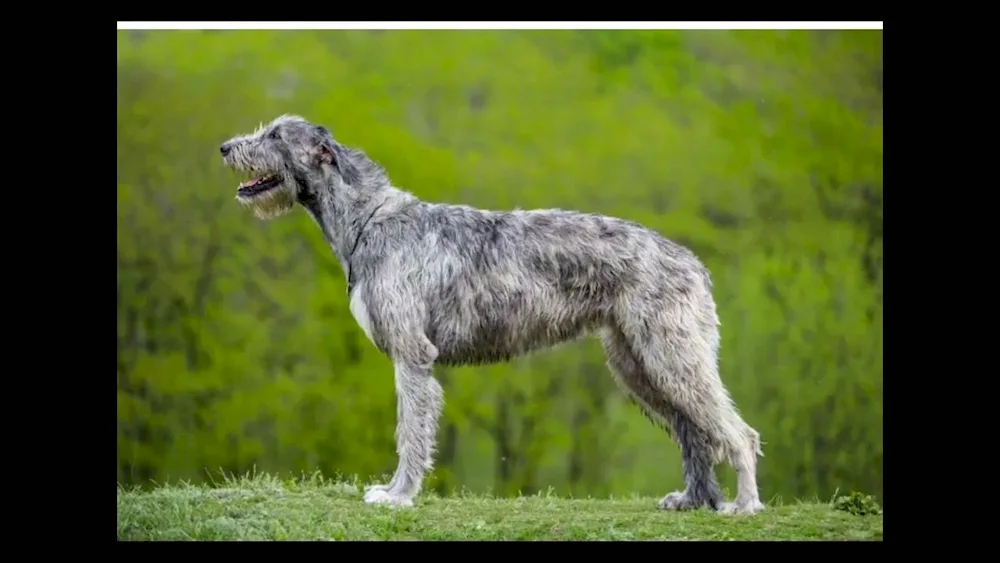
top-left (220, 114), bottom-right (765, 514)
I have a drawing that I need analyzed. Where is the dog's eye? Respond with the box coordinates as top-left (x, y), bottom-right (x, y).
top-left (268, 130), bottom-right (280, 140)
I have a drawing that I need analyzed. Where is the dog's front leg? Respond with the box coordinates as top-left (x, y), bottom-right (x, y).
top-left (364, 349), bottom-right (438, 508)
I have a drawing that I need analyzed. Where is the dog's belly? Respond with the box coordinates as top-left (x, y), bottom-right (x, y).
top-left (429, 303), bottom-right (600, 367)
top-left (433, 324), bottom-right (579, 366)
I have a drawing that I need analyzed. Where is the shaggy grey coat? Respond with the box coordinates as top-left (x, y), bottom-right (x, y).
top-left (220, 115), bottom-right (765, 514)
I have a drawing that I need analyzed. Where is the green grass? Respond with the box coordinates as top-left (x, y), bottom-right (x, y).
top-left (117, 473), bottom-right (883, 541)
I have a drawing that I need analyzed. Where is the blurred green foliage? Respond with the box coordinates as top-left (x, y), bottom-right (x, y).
top-left (117, 29), bottom-right (882, 502)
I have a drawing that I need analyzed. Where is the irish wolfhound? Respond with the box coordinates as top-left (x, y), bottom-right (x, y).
top-left (220, 115), bottom-right (765, 514)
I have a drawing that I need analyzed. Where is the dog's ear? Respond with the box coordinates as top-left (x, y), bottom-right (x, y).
top-left (313, 125), bottom-right (336, 166)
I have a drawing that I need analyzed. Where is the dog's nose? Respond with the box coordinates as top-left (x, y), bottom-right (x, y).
top-left (220, 143), bottom-right (232, 157)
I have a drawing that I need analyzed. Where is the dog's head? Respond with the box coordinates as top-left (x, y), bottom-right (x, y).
top-left (219, 115), bottom-right (352, 220)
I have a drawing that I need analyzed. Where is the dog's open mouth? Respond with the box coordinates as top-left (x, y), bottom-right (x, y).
top-left (237, 174), bottom-right (282, 197)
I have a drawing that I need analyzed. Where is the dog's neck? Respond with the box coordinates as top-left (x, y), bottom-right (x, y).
top-left (297, 180), bottom-right (405, 286)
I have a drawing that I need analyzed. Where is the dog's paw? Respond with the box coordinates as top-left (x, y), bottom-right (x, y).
top-left (657, 491), bottom-right (696, 511)
top-left (363, 488), bottom-right (414, 508)
top-left (363, 485), bottom-right (389, 502)
top-left (718, 500), bottom-right (766, 515)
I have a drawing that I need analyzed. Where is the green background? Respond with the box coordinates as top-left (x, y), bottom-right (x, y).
top-left (116, 29), bottom-right (883, 504)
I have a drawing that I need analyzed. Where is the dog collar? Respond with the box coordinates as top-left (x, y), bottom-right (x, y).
top-left (346, 202), bottom-right (386, 295)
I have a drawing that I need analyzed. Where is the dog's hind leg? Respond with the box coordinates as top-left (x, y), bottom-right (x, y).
top-left (601, 328), bottom-right (724, 511)
top-left (656, 409), bottom-right (728, 512)
top-left (620, 302), bottom-right (764, 515)
top-left (363, 333), bottom-right (440, 508)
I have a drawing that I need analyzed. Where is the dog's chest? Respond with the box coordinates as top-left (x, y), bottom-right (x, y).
top-left (349, 287), bottom-right (377, 345)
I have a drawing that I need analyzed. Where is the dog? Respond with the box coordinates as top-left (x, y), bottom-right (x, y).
top-left (220, 114), bottom-right (765, 514)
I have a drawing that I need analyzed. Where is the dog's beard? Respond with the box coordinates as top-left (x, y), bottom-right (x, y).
top-left (237, 183), bottom-right (296, 220)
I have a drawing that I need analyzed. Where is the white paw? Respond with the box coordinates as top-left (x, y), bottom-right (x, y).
top-left (656, 491), bottom-right (689, 511)
top-left (363, 486), bottom-right (389, 502)
top-left (363, 488), bottom-right (414, 508)
top-left (719, 500), bottom-right (766, 515)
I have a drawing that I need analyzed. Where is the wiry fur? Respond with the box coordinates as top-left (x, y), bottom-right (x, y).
top-left (220, 115), bottom-right (765, 514)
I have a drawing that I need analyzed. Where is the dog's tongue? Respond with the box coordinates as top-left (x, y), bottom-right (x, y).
top-left (240, 177), bottom-right (265, 189)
